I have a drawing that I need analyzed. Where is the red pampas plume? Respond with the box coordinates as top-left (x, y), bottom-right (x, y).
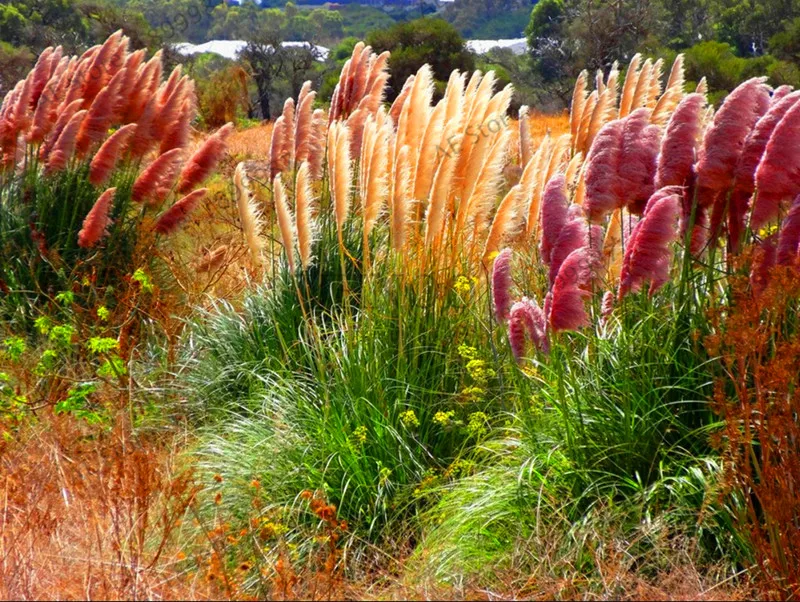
top-left (44, 109), bottom-right (87, 174)
top-left (655, 93), bottom-right (706, 189)
top-left (695, 78), bottom-right (770, 205)
top-left (618, 186), bottom-right (682, 299)
top-left (38, 99), bottom-right (83, 161)
top-left (492, 248), bottom-right (513, 322)
top-left (76, 68), bottom-right (126, 157)
top-left (78, 187), bottom-right (116, 248)
top-left (773, 85), bottom-right (793, 103)
top-left (617, 108), bottom-right (661, 214)
top-left (81, 31), bottom-right (123, 107)
top-left (549, 248), bottom-right (593, 332)
top-left (176, 122), bottom-right (233, 194)
top-left (128, 96), bottom-right (158, 158)
top-left (777, 195), bottom-right (800, 266)
top-left (89, 123), bottom-right (136, 186)
top-left (159, 85), bottom-right (194, 154)
top-left (131, 148), bottom-right (184, 203)
top-left (540, 173), bottom-right (569, 262)
top-left (29, 47), bottom-right (55, 107)
top-left (753, 99), bottom-right (800, 230)
top-left (154, 188), bottom-right (207, 235)
top-left (584, 119), bottom-right (625, 222)
top-left (508, 297), bottom-right (549, 361)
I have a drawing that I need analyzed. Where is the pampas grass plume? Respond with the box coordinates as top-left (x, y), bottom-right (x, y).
top-left (78, 187), bottom-right (116, 248)
top-left (273, 174), bottom-right (297, 273)
top-left (177, 122), bottom-right (233, 193)
top-left (154, 188), bottom-right (206, 235)
top-left (89, 123), bottom-right (136, 186)
top-left (492, 248), bottom-right (513, 322)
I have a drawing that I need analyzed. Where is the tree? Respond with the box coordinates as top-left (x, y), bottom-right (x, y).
top-left (367, 18), bottom-right (475, 100)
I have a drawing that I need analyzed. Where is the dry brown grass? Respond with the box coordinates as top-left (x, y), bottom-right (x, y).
top-left (226, 123), bottom-right (273, 161)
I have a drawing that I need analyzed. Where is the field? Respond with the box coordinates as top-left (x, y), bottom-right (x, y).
top-left (2, 34), bottom-right (800, 601)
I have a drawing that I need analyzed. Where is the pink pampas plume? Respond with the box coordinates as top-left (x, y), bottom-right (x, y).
top-left (76, 68), bottom-right (126, 156)
top-left (89, 123), bottom-right (136, 186)
top-left (81, 31), bottom-right (123, 106)
top-left (508, 297), bottom-right (549, 361)
top-left (601, 290), bottom-right (614, 323)
top-left (44, 109), bottom-right (87, 174)
top-left (753, 99), bottom-right (800, 230)
top-left (695, 78), bottom-right (770, 204)
top-left (777, 195), bottom-right (800, 266)
top-left (38, 98), bottom-right (82, 161)
top-left (131, 148), bottom-right (184, 203)
top-left (78, 187), bottom-right (116, 248)
top-left (549, 248), bottom-right (593, 332)
top-left (619, 186), bottom-right (682, 299)
top-left (540, 173), bottom-right (569, 262)
top-left (750, 234), bottom-right (777, 294)
top-left (617, 108), bottom-right (661, 215)
top-left (128, 96), bottom-right (158, 158)
top-left (176, 122), bottom-right (233, 194)
top-left (772, 86), bottom-right (793, 104)
top-left (548, 208), bottom-right (588, 286)
top-left (492, 248), bottom-right (513, 322)
top-left (154, 188), bottom-right (207, 235)
top-left (584, 119), bottom-right (625, 222)
top-left (159, 91), bottom-right (194, 154)
top-left (29, 47), bottom-right (55, 107)
top-left (655, 93), bottom-right (706, 189)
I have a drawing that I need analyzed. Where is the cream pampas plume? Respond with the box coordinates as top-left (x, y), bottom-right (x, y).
top-left (308, 109), bottom-right (327, 180)
top-left (131, 148), bottom-right (184, 203)
top-left (294, 84), bottom-right (316, 164)
top-left (234, 162), bottom-right (266, 268)
top-left (78, 187), bottom-right (116, 248)
top-left (629, 58), bottom-right (653, 113)
top-left (618, 186), bottom-right (682, 299)
top-left (273, 174), bottom-right (297, 273)
top-left (655, 93), bottom-right (706, 189)
top-left (492, 248), bottom-right (514, 322)
top-left (295, 162), bottom-right (317, 270)
top-left (695, 78), bottom-right (770, 204)
top-left (361, 114), bottom-right (391, 240)
top-left (651, 54), bottom-right (685, 125)
top-left (752, 99), bottom-right (800, 229)
top-left (89, 123), bottom-right (136, 186)
top-left (177, 122), bottom-right (233, 193)
top-left (45, 109), bottom-right (87, 174)
top-left (279, 98), bottom-right (295, 169)
top-left (328, 122), bottom-right (352, 238)
top-left (391, 144), bottom-right (412, 251)
top-left (154, 188), bottom-right (206, 235)
top-left (518, 105), bottom-right (532, 166)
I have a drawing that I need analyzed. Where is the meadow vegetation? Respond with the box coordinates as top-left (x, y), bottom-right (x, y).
top-left (2, 29), bottom-right (800, 601)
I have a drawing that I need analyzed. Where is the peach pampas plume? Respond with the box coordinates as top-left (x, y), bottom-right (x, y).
top-left (655, 93), bottom-right (706, 190)
top-left (389, 75), bottom-right (414, 126)
top-left (584, 87), bottom-right (617, 155)
top-left (570, 70), bottom-right (589, 144)
top-left (462, 128), bottom-right (511, 236)
top-left (295, 162), bottom-right (317, 270)
top-left (549, 248), bottom-right (592, 332)
top-left (777, 195), bottom-right (800, 266)
top-left (391, 144), bottom-right (412, 251)
top-left (412, 100), bottom-right (446, 203)
top-left (78, 187), bottom-right (116, 248)
top-left (81, 31), bottom-right (123, 106)
top-left (177, 122), bottom-right (233, 193)
top-left (630, 58), bottom-right (653, 113)
top-left (154, 188), bottom-right (206, 235)
top-left (540, 173), bottom-right (569, 263)
top-left (361, 116), bottom-right (390, 240)
top-left (234, 162), bottom-right (266, 268)
top-left (29, 47), bottom-right (55, 107)
top-left (574, 90), bottom-right (598, 156)
top-left (518, 105), bottom-right (532, 166)
top-left (196, 245), bottom-right (229, 273)
top-left (619, 54), bottom-right (643, 118)
top-left (38, 98), bottom-right (82, 161)
top-left (294, 86), bottom-right (316, 164)
top-left (28, 63), bottom-right (65, 143)
top-left (269, 115), bottom-right (288, 179)
top-left (618, 186), bottom-right (682, 299)
top-left (424, 135), bottom-right (460, 247)
top-left (308, 109), bottom-right (327, 180)
top-left (273, 174), bottom-right (297, 273)
top-left (508, 297), bottom-right (549, 360)
top-left (328, 122), bottom-right (352, 236)
top-left (695, 78), bottom-right (770, 204)
top-left (11, 73), bottom-right (34, 136)
top-left (491, 248), bottom-right (513, 322)
top-left (89, 123), bottom-right (136, 186)
top-left (483, 184), bottom-right (524, 262)
top-left (159, 84), bottom-right (195, 154)
top-left (279, 98), bottom-right (295, 169)
top-left (45, 109), bottom-right (87, 174)
top-left (131, 148), bottom-right (184, 203)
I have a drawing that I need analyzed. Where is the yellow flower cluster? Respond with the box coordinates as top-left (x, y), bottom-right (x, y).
top-left (434, 410), bottom-right (455, 426)
top-left (467, 411), bottom-right (488, 436)
top-left (351, 425), bottom-right (367, 446)
top-left (399, 409), bottom-right (420, 428)
top-left (466, 359), bottom-right (496, 385)
top-left (457, 344), bottom-right (479, 360)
